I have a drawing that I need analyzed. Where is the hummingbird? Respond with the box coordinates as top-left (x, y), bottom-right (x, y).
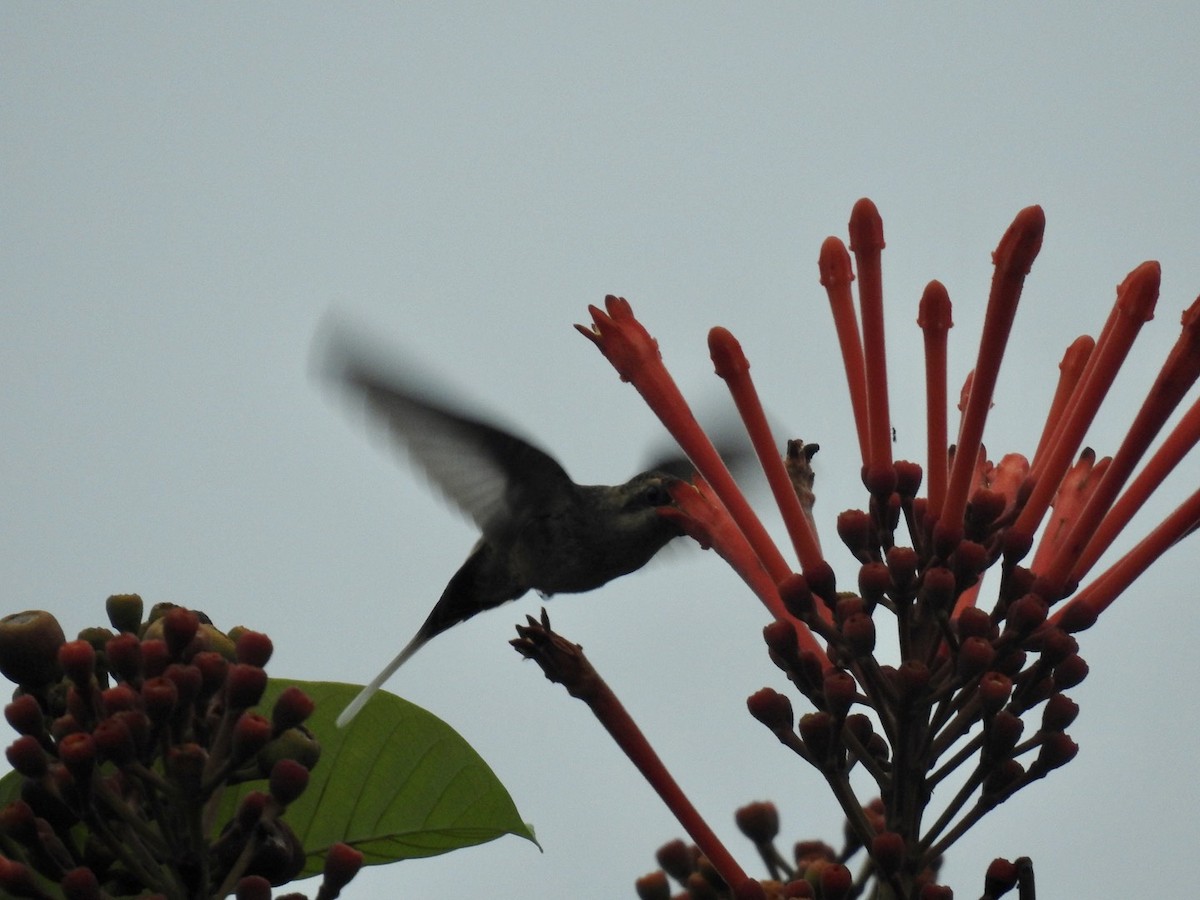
top-left (325, 336), bottom-right (694, 726)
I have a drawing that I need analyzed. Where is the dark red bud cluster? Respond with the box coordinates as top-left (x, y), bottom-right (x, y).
top-left (0, 597), bottom-right (335, 899)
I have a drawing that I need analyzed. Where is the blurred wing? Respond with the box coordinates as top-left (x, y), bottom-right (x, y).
top-left (331, 348), bottom-right (573, 535)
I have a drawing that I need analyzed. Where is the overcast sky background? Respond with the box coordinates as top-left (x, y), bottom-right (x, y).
top-left (4, 6), bottom-right (1199, 898)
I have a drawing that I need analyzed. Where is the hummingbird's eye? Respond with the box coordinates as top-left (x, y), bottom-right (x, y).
top-left (641, 482), bottom-right (673, 507)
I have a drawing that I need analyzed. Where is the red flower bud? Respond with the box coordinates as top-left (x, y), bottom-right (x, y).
top-left (1041, 693), bottom-right (1079, 732)
top-left (655, 839), bottom-right (697, 883)
top-left (140, 639), bottom-right (170, 678)
top-left (1004, 594), bottom-right (1047, 635)
top-left (840, 612), bottom-right (876, 657)
top-left (858, 562), bottom-right (891, 607)
top-left (226, 664), bottom-right (268, 710)
top-left (1032, 732), bottom-right (1078, 776)
top-left (798, 712), bottom-right (835, 760)
top-left (956, 636), bottom-right (996, 680)
top-left (92, 718), bottom-right (136, 766)
top-left (0, 800), bottom-right (38, 844)
top-left (920, 566), bottom-right (956, 613)
top-left (271, 686), bottom-right (315, 733)
top-left (1052, 654), bottom-right (1089, 690)
top-left (232, 713), bottom-right (273, 762)
top-left (746, 688), bottom-right (794, 734)
top-left (919, 886), bottom-right (954, 900)
top-left (735, 801), bottom-right (780, 844)
top-left (870, 831), bottom-right (905, 876)
top-left (984, 710), bottom-right (1024, 759)
top-left (978, 671), bottom-right (1013, 714)
top-left (6, 735), bottom-right (49, 778)
top-left (836, 510), bottom-right (873, 559)
top-left (886, 546), bottom-right (919, 596)
top-left (0, 857), bottom-right (43, 898)
top-left (162, 607), bottom-right (200, 659)
top-left (58, 732), bottom-right (97, 781)
top-left (235, 630), bottom-right (273, 667)
top-left (141, 676), bottom-right (179, 722)
top-left (5, 696), bottom-right (45, 737)
top-left (60, 866), bottom-right (102, 900)
top-left (100, 684), bottom-right (138, 716)
top-left (984, 857), bottom-right (1019, 894)
top-left (634, 871), bottom-right (671, 900)
top-left (269, 758), bottom-right (310, 806)
top-left (322, 841), bottom-right (365, 893)
top-left (822, 671), bottom-right (857, 718)
top-left (955, 605), bottom-right (993, 640)
top-left (58, 640), bottom-right (96, 686)
top-left (104, 633), bottom-right (142, 683)
top-left (236, 790), bottom-right (269, 830)
top-left (192, 651), bottom-right (229, 696)
top-left (235, 875), bottom-right (272, 900)
top-left (819, 863), bottom-right (853, 900)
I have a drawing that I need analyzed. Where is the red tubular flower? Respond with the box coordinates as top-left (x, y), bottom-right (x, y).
top-left (1007, 261), bottom-right (1160, 569)
top-left (937, 206), bottom-right (1045, 556)
top-left (848, 199), bottom-right (896, 497)
top-left (918, 280), bottom-right (953, 520)
top-left (709, 327), bottom-right (827, 578)
top-left (820, 236), bottom-right (870, 467)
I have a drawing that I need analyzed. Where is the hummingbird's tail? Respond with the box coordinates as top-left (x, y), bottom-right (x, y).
top-left (335, 633), bottom-right (426, 727)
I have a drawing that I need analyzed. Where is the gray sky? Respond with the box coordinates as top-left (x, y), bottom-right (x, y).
top-left (4, 6), bottom-right (1199, 897)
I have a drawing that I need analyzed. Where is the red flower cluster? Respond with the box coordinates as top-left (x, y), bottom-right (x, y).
top-left (0, 597), bottom-right (362, 900)
top-left (578, 200), bottom-right (1199, 898)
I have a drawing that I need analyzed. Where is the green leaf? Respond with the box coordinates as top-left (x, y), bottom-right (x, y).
top-left (217, 679), bottom-right (538, 876)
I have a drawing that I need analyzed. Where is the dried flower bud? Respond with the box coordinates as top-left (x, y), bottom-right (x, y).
top-left (0, 611), bottom-right (66, 687)
top-left (105, 593), bottom-right (144, 634)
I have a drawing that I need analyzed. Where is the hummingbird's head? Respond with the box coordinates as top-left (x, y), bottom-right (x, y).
top-left (600, 470), bottom-right (688, 546)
